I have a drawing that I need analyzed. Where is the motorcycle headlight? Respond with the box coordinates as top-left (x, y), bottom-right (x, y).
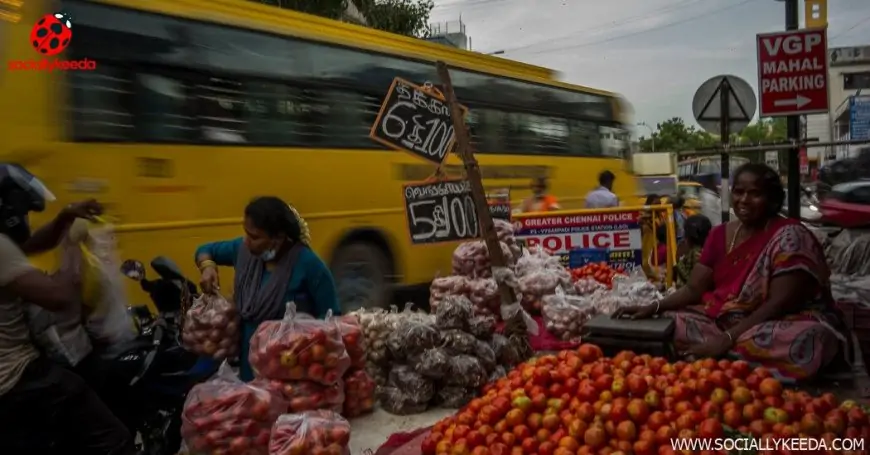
top-left (809, 205), bottom-right (818, 211)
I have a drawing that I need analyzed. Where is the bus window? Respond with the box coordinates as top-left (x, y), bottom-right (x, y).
top-left (569, 120), bottom-right (602, 156)
top-left (69, 66), bottom-right (133, 141)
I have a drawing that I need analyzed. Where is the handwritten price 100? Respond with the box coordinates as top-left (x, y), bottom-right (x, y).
top-left (381, 85), bottom-right (455, 161)
top-left (408, 195), bottom-right (479, 241)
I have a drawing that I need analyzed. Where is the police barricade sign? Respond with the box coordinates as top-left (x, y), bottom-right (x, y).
top-left (513, 206), bottom-right (676, 286)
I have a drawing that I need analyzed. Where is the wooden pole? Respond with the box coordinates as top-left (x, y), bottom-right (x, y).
top-left (436, 61), bottom-right (518, 307)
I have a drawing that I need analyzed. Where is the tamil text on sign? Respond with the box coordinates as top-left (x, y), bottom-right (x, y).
top-left (370, 78), bottom-right (466, 166)
top-left (513, 209), bottom-right (643, 271)
top-left (403, 179), bottom-right (479, 244)
top-left (756, 28), bottom-right (829, 117)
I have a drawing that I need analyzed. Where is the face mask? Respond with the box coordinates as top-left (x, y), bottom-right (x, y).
top-left (260, 249), bottom-right (277, 262)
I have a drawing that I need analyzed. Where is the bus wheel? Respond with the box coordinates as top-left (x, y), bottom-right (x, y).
top-left (331, 242), bottom-right (392, 314)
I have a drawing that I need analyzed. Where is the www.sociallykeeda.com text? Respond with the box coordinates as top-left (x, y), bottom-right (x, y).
top-left (7, 58), bottom-right (97, 72)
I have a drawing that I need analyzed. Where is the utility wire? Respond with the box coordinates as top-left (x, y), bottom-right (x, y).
top-left (489, 0), bottom-right (709, 55)
top-left (830, 14), bottom-right (870, 41)
top-left (498, 0), bottom-right (755, 56)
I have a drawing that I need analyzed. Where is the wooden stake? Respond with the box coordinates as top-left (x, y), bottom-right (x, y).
top-left (436, 61), bottom-right (518, 308)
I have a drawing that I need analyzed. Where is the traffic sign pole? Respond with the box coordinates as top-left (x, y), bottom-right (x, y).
top-left (785, 0), bottom-right (801, 219)
top-left (719, 79), bottom-right (731, 223)
top-left (691, 74), bottom-right (756, 224)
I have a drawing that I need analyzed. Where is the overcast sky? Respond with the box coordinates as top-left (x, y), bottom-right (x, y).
top-left (429, 0), bottom-right (870, 135)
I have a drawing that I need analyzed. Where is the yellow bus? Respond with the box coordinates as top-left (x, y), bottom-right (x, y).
top-left (2, 0), bottom-right (635, 313)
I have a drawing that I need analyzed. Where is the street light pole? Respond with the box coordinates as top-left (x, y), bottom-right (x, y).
top-left (637, 122), bottom-right (655, 152)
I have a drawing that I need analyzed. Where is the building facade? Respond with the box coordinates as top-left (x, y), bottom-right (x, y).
top-left (805, 45), bottom-right (870, 162)
top-left (424, 19), bottom-right (470, 50)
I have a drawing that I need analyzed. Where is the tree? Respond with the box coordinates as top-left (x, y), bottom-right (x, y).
top-left (733, 117), bottom-right (787, 144)
top-left (255, 0), bottom-right (347, 20)
top-left (255, 0), bottom-right (435, 38)
top-left (355, 0), bottom-right (434, 37)
top-left (728, 117), bottom-right (788, 165)
top-left (638, 117), bottom-right (790, 158)
top-left (637, 117), bottom-right (716, 153)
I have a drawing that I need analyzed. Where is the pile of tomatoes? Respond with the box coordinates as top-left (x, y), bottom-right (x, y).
top-left (570, 263), bottom-right (625, 289)
top-left (422, 344), bottom-right (870, 455)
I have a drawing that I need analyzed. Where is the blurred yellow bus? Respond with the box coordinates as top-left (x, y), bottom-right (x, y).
top-left (2, 0), bottom-right (635, 312)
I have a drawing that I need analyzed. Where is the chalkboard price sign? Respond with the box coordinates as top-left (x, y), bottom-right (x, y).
top-left (403, 179), bottom-right (480, 244)
top-left (370, 78), bottom-right (467, 166)
top-left (488, 202), bottom-right (511, 221)
top-left (486, 188), bottom-right (511, 222)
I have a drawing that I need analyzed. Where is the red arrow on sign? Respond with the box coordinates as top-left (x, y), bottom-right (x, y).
top-left (756, 28), bottom-right (829, 117)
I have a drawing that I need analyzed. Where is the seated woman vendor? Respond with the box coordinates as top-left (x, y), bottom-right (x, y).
top-left (616, 163), bottom-right (844, 381)
top-left (195, 196), bottom-right (340, 381)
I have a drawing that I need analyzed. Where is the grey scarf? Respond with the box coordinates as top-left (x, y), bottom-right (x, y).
top-left (234, 242), bottom-right (304, 324)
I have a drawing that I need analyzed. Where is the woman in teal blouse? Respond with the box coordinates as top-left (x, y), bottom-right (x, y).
top-left (194, 196), bottom-right (339, 381)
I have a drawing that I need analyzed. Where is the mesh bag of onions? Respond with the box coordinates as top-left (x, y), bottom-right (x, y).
top-left (249, 303), bottom-right (350, 385)
top-left (429, 275), bottom-right (469, 311)
top-left (181, 292), bottom-right (239, 360)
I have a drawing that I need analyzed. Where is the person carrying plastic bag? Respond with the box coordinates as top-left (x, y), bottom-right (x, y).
top-left (0, 163), bottom-right (135, 455)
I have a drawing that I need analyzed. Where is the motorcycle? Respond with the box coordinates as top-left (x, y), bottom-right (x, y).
top-left (99, 256), bottom-right (212, 455)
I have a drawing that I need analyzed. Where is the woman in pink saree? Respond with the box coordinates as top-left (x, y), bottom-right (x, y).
top-left (616, 163), bottom-right (845, 381)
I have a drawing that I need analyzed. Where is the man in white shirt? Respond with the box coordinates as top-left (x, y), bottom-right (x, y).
top-left (699, 181), bottom-right (722, 226)
top-left (585, 170), bottom-right (619, 208)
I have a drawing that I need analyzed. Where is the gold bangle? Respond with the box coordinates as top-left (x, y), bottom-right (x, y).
top-left (198, 260), bottom-right (217, 271)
